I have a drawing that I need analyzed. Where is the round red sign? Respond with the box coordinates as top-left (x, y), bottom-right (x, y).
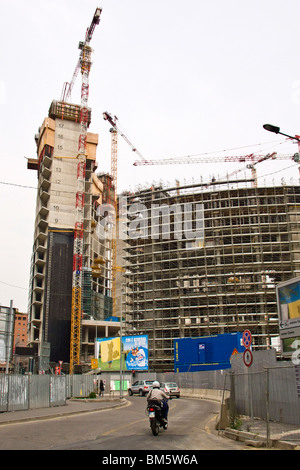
top-left (243, 348), bottom-right (253, 367)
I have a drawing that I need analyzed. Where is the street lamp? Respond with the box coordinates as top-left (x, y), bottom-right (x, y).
top-left (263, 124), bottom-right (300, 143)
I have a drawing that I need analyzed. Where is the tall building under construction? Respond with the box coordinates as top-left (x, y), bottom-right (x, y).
top-left (27, 100), bottom-right (119, 368)
top-left (123, 179), bottom-right (300, 372)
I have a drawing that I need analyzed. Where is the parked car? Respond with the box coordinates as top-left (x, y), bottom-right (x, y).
top-left (128, 380), bottom-right (154, 396)
top-left (160, 382), bottom-right (180, 398)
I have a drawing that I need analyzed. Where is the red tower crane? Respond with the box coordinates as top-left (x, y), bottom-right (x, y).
top-left (70, 7), bottom-right (102, 375)
top-left (133, 152), bottom-right (300, 187)
top-left (133, 152), bottom-right (296, 166)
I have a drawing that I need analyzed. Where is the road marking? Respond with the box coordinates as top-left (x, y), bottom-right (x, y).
top-left (101, 400), bottom-right (177, 437)
top-left (101, 417), bottom-right (148, 437)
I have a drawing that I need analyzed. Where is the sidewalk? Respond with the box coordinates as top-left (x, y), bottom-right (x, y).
top-left (0, 396), bottom-right (128, 426)
top-left (223, 416), bottom-right (300, 450)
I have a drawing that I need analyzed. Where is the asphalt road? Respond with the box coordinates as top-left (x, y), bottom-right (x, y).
top-left (0, 397), bottom-right (247, 451)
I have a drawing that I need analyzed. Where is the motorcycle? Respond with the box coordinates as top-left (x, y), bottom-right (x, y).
top-left (147, 399), bottom-right (168, 436)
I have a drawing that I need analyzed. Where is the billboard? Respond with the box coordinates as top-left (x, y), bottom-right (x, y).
top-left (0, 305), bottom-right (14, 364)
top-left (276, 276), bottom-right (300, 356)
top-left (95, 335), bottom-right (148, 371)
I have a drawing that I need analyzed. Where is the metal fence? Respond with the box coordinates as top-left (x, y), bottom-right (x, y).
top-left (65, 374), bottom-right (95, 398)
top-left (155, 365), bottom-right (300, 445)
top-left (227, 365), bottom-right (300, 445)
top-left (0, 374), bottom-right (96, 413)
top-left (157, 369), bottom-right (227, 391)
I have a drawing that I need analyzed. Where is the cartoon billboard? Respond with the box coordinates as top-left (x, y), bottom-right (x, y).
top-left (100, 337), bottom-right (120, 364)
top-left (95, 335), bottom-right (148, 371)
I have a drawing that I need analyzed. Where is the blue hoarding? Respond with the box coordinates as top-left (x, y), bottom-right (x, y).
top-left (174, 333), bottom-right (245, 372)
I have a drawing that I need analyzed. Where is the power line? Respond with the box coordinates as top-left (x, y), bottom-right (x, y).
top-left (0, 181), bottom-right (37, 189)
top-left (257, 163), bottom-right (299, 179)
top-left (0, 180), bottom-right (77, 195)
top-left (0, 279), bottom-right (72, 297)
top-left (0, 280), bottom-right (28, 291)
top-left (154, 139), bottom-right (289, 161)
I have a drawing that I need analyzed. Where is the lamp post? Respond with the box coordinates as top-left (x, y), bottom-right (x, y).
top-left (120, 281), bottom-right (123, 399)
top-left (263, 124), bottom-right (300, 143)
top-left (5, 300), bottom-right (14, 375)
top-left (263, 124), bottom-right (300, 179)
top-left (116, 264), bottom-right (125, 399)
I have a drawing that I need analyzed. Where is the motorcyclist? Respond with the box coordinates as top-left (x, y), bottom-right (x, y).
top-left (146, 381), bottom-right (169, 422)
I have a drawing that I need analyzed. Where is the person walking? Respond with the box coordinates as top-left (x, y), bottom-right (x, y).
top-left (99, 379), bottom-right (105, 397)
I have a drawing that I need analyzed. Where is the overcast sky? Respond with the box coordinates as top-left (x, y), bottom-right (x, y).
top-left (1, 0), bottom-right (300, 312)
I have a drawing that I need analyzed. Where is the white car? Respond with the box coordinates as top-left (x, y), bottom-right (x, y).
top-left (160, 382), bottom-right (180, 398)
top-left (128, 380), bottom-right (154, 396)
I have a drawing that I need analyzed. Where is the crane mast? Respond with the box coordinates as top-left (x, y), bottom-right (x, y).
top-left (70, 7), bottom-right (102, 375)
top-left (109, 116), bottom-right (118, 318)
top-left (103, 112), bottom-right (146, 317)
top-left (111, 128), bottom-right (118, 318)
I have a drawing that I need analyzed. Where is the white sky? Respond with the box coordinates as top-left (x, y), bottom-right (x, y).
top-left (1, 0), bottom-right (300, 312)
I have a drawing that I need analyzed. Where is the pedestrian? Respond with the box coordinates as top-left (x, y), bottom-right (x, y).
top-left (100, 379), bottom-right (105, 397)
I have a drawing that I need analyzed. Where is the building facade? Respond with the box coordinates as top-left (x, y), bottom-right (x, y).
top-left (13, 312), bottom-right (28, 350)
top-left (123, 180), bottom-right (300, 372)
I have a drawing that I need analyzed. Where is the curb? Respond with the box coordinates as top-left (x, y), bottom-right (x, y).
top-left (0, 399), bottom-right (129, 426)
top-left (68, 397), bottom-right (125, 403)
top-left (222, 427), bottom-right (300, 450)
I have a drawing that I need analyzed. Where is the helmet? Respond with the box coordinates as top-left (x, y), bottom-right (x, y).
top-left (152, 381), bottom-right (160, 389)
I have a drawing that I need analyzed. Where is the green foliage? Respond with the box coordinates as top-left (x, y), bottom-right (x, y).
top-left (230, 414), bottom-right (242, 430)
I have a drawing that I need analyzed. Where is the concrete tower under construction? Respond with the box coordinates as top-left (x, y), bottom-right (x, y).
top-left (27, 101), bottom-right (119, 369)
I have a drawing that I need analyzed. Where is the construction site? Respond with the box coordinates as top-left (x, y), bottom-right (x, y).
top-left (25, 7), bottom-right (300, 373)
top-left (122, 179), bottom-right (300, 371)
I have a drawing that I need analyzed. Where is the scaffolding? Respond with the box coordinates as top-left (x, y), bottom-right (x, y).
top-left (48, 100), bottom-right (92, 127)
top-left (123, 179), bottom-right (300, 372)
top-left (82, 268), bottom-right (93, 317)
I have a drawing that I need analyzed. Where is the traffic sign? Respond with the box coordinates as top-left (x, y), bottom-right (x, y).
top-left (91, 358), bottom-right (98, 369)
top-left (243, 348), bottom-right (253, 367)
top-left (242, 329), bottom-right (252, 348)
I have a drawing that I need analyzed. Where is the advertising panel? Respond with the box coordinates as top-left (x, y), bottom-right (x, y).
top-left (0, 305), bottom-right (14, 364)
top-left (95, 335), bottom-right (148, 371)
top-left (276, 277), bottom-right (300, 356)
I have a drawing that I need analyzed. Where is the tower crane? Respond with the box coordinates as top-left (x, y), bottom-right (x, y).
top-left (102, 112), bottom-right (145, 317)
top-left (133, 152), bottom-right (300, 187)
top-left (103, 112), bottom-right (146, 162)
top-left (61, 8), bottom-right (102, 103)
top-left (70, 7), bottom-right (102, 375)
top-left (219, 152), bottom-right (277, 187)
top-left (103, 112), bottom-right (118, 317)
top-left (133, 152), bottom-right (296, 166)
top-left (60, 59), bottom-right (81, 103)
top-left (246, 153), bottom-right (277, 187)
